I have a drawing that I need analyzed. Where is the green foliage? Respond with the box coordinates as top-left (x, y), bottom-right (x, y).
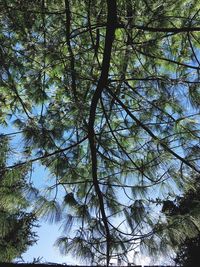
top-left (0, 211), bottom-right (37, 262)
top-left (161, 175), bottom-right (200, 266)
top-left (0, 136), bottom-right (37, 262)
top-left (1, 0), bottom-right (200, 264)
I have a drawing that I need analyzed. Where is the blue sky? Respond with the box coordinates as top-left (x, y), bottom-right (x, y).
top-left (21, 222), bottom-right (78, 265)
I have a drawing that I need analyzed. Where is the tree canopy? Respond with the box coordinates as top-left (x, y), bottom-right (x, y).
top-left (1, 0), bottom-right (200, 264)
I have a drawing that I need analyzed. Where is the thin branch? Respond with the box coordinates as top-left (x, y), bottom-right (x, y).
top-left (118, 23), bottom-right (200, 33)
top-left (5, 136), bottom-right (88, 170)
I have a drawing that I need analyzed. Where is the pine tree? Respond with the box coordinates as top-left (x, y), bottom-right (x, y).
top-left (1, 0), bottom-right (200, 264)
top-left (0, 136), bottom-right (37, 262)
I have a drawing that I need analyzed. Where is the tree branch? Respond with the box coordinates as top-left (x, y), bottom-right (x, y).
top-left (87, 0), bottom-right (117, 265)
